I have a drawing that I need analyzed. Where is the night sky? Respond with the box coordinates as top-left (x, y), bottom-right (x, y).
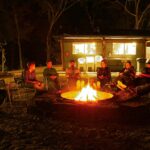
top-left (0, 0), bottom-right (150, 70)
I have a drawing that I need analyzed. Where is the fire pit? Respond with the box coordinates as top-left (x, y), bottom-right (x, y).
top-left (61, 84), bottom-right (113, 103)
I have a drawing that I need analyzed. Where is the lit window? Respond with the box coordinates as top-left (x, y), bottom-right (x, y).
top-left (113, 43), bottom-right (136, 55)
top-left (73, 43), bottom-right (96, 54)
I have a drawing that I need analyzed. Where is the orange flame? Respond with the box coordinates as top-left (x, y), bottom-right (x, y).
top-left (75, 84), bottom-right (97, 102)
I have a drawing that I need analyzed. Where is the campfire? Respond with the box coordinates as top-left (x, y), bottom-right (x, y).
top-left (61, 84), bottom-right (113, 103)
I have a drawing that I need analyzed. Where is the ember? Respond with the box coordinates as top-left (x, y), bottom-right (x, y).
top-left (61, 84), bottom-right (113, 102)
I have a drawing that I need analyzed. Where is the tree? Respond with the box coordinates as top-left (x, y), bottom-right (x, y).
top-left (13, 7), bottom-right (23, 69)
top-left (0, 0), bottom-right (34, 69)
top-left (114, 0), bottom-right (150, 29)
top-left (37, 0), bottom-right (79, 61)
top-left (80, 0), bottom-right (110, 32)
top-left (80, 0), bottom-right (132, 32)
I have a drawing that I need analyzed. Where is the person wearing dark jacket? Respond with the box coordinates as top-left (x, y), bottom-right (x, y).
top-left (97, 60), bottom-right (111, 88)
top-left (142, 61), bottom-right (150, 76)
top-left (66, 60), bottom-right (83, 90)
top-left (117, 60), bottom-right (135, 87)
top-left (24, 62), bottom-right (44, 90)
top-left (43, 60), bottom-right (61, 93)
top-left (136, 61), bottom-right (150, 85)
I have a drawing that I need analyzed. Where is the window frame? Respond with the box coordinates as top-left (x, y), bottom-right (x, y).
top-left (112, 42), bottom-right (136, 55)
top-left (72, 42), bottom-right (97, 55)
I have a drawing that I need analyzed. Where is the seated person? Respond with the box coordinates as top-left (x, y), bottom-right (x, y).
top-left (136, 61), bottom-right (150, 85)
top-left (24, 62), bottom-right (44, 90)
top-left (66, 60), bottom-right (84, 90)
top-left (116, 60), bottom-right (135, 89)
top-left (96, 60), bottom-right (111, 88)
top-left (43, 60), bottom-right (61, 94)
top-left (140, 61), bottom-right (150, 77)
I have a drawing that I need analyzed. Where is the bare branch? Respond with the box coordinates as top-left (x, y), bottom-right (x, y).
top-left (138, 3), bottom-right (150, 28)
top-left (136, 0), bottom-right (140, 15)
top-left (54, 0), bottom-right (79, 26)
top-left (46, 1), bottom-right (54, 19)
top-left (115, 0), bottom-right (136, 17)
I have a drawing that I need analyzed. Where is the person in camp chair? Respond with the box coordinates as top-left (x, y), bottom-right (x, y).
top-left (96, 59), bottom-right (111, 89)
top-left (24, 62), bottom-right (44, 90)
top-left (116, 60), bottom-right (135, 90)
top-left (66, 60), bottom-right (84, 90)
top-left (135, 60), bottom-right (150, 85)
top-left (43, 60), bottom-right (61, 94)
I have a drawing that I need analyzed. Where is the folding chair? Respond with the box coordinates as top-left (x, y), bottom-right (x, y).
top-left (0, 79), bottom-right (11, 107)
top-left (10, 83), bottom-right (36, 107)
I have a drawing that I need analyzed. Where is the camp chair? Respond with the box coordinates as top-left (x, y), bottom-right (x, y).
top-left (0, 79), bottom-right (11, 107)
top-left (10, 86), bottom-right (36, 107)
top-left (8, 75), bottom-right (36, 107)
top-left (14, 70), bottom-right (26, 88)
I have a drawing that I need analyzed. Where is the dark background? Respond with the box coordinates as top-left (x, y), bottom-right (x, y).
top-left (0, 0), bottom-right (150, 70)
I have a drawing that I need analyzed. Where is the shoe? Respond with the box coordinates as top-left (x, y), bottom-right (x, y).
top-left (117, 80), bottom-right (127, 90)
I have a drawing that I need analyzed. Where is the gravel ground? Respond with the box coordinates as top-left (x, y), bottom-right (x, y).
top-left (0, 99), bottom-right (150, 150)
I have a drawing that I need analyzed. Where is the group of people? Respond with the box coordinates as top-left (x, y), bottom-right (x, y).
top-left (24, 60), bottom-right (61, 94)
top-left (96, 59), bottom-right (150, 90)
top-left (65, 59), bottom-right (150, 91)
top-left (23, 58), bottom-right (150, 95)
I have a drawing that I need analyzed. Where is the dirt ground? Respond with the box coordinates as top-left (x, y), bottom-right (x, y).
top-left (0, 94), bottom-right (150, 150)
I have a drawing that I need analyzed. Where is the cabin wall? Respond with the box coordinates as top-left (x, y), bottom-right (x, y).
top-left (105, 41), bottom-right (145, 71)
top-left (62, 38), bottom-right (146, 72)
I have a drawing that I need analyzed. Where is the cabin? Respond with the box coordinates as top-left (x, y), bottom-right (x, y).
top-left (59, 32), bottom-right (150, 72)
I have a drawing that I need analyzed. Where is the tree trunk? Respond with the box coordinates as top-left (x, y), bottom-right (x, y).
top-left (14, 11), bottom-right (23, 69)
top-left (135, 0), bottom-right (140, 30)
top-left (46, 36), bottom-right (50, 61)
top-left (1, 48), bottom-right (6, 72)
top-left (135, 17), bottom-right (139, 29)
top-left (46, 23), bottom-right (53, 61)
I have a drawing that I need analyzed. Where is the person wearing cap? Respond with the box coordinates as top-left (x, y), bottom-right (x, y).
top-left (43, 60), bottom-right (61, 94)
top-left (66, 60), bottom-right (83, 90)
top-left (96, 60), bottom-right (111, 88)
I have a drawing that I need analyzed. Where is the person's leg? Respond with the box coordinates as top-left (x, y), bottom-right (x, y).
top-left (54, 79), bottom-right (61, 90)
top-left (47, 79), bottom-right (57, 91)
top-left (34, 83), bottom-right (44, 91)
top-left (76, 79), bottom-right (81, 90)
top-left (96, 81), bottom-right (101, 89)
top-left (67, 78), bottom-right (76, 90)
top-left (80, 80), bottom-right (85, 88)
